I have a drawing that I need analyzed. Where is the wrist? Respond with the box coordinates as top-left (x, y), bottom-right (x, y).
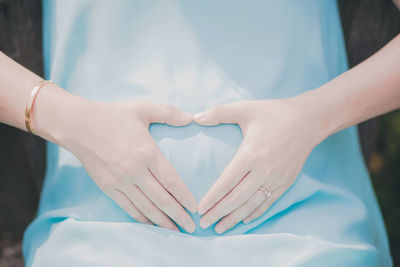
top-left (284, 87), bottom-right (340, 146)
top-left (32, 83), bottom-right (95, 147)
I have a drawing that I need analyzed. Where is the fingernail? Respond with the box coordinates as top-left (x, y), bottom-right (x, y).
top-left (185, 222), bottom-right (196, 233)
top-left (193, 112), bottom-right (205, 121)
top-left (215, 225), bottom-right (226, 234)
top-left (171, 226), bottom-right (181, 232)
top-left (200, 219), bottom-right (210, 229)
top-left (243, 218), bottom-right (252, 224)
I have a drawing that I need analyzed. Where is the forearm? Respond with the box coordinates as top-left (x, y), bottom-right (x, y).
top-left (393, 0), bottom-right (400, 10)
top-left (0, 50), bottom-right (43, 130)
top-left (292, 34), bottom-right (400, 141)
top-left (0, 50), bottom-right (90, 144)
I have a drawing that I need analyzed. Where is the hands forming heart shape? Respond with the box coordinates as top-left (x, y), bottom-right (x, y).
top-left (57, 97), bottom-right (327, 235)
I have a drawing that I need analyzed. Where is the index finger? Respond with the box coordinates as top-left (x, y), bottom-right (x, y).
top-left (149, 150), bottom-right (198, 214)
top-left (198, 145), bottom-right (250, 215)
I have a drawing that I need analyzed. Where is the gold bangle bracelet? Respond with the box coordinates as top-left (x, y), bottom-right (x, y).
top-left (24, 79), bottom-right (54, 135)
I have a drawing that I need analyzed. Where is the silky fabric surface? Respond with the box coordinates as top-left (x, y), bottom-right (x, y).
top-left (23, 0), bottom-right (393, 266)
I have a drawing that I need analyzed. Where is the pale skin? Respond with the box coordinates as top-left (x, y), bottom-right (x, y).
top-left (196, 33), bottom-right (400, 233)
top-left (1, 3), bottom-right (399, 235)
top-left (0, 51), bottom-right (198, 233)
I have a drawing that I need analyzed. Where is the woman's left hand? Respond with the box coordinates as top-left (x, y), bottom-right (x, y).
top-left (193, 98), bottom-right (329, 234)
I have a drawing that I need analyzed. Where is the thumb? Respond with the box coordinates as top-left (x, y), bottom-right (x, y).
top-left (193, 102), bottom-right (244, 126)
top-left (145, 102), bottom-right (193, 126)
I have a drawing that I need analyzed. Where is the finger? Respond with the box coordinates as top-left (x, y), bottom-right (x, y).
top-left (242, 186), bottom-right (283, 224)
top-left (144, 101), bottom-right (193, 126)
top-left (149, 150), bottom-right (198, 213)
top-left (81, 160), bottom-right (155, 226)
top-left (199, 170), bottom-right (262, 229)
top-left (198, 146), bottom-right (250, 215)
top-left (193, 102), bottom-right (245, 126)
top-left (120, 182), bottom-right (180, 232)
top-left (138, 169), bottom-right (196, 233)
top-left (109, 188), bottom-right (153, 225)
top-left (214, 187), bottom-right (268, 234)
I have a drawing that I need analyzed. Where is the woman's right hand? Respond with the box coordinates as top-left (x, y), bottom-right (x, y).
top-left (35, 88), bottom-right (198, 233)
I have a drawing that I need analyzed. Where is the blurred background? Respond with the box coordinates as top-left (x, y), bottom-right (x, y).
top-left (0, 0), bottom-right (399, 266)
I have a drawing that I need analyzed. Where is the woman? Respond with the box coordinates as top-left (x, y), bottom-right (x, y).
top-left (0, 0), bottom-right (399, 266)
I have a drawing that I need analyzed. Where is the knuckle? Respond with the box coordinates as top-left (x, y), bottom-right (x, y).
top-left (108, 151), bottom-right (135, 175)
top-left (245, 155), bottom-right (258, 167)
top-left (249, 150), bottom-right (266, 165)
top-left (115, 157), bottom-right (141, 176)
top-left (133, 146), bottom-right (153, 161)
top-left (115, 145), bottom-right (157, 175)
top-left (147, 145), bottom-right (160, 159)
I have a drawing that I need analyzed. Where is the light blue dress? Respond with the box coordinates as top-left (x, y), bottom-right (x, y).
top-left (23, 0), bottom-right (393, 266)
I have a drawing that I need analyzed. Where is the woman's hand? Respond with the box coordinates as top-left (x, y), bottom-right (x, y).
top-left (45, 96), bottom-right (198, 233)
top-left (194, 98), bottom-right (329, 234)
